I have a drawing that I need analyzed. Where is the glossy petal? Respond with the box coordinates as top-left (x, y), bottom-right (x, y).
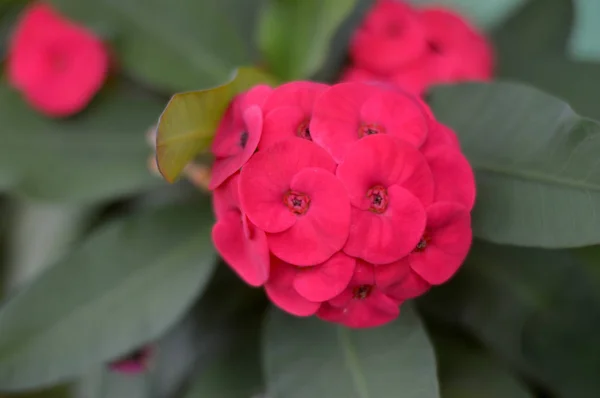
top-left (239, 138), bottom-right (337, 233)
top-left (293, 252), bottom-right (356, 302)
top-left (210, 105), bottom-right (263, 189)
top-left (267, 168), bottom-right (351, 265)
top-left (425, 146), bottom-right (476, 210)
top-left (265, 258), bottom-right (320, 316)
top-left (350, 0), bottom-right (426, 74)
top-left (410, 202), bottom-right (472, 285)
top-left (343, 185), bottom-right (426, 264)
top-left (336, 134), bottom-right (434, 207)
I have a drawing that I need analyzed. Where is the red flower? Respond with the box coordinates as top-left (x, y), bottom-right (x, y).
top-left (317, 261), bottom-right (400, 328)
top-left (239, 138), bottom-right (351, 265)
top-left (259, 81), bottom-right (328, 149)
top-left (209, 85), bottom-right (272, 189)
top-left (212, 174), bottom-right (270, 287)
top-left (336, 134), bottom-right (431, 264)
top-left (7, 3), bottom-right (109, 117)
top-left (265, 252), bottom-right (356, 316)
top-left (205, 81), bottom-right (476, 328)
top-left (345, 1), bottom-right (493, 96)
top-left (349, 0), bottom-right (425, 75)
top-left (109, 347), bottom-right (152, 374)
top-left (311, 82), bottom-right (430, 162)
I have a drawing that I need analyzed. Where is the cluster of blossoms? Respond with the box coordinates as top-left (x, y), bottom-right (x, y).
top-left (7, 2), bottom-right (109, 117)
top-left (342, 0), bottom-right (493, 96)
top-left (209, 81), bottom-right (475, 328)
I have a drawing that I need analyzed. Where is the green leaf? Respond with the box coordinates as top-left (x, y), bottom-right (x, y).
top-left (498, 56), bottom-right (600, 122)
top-left (156, 67), bottom-right (276, 182)
top-left (408, 0), bottom-right (526, 31)
top-left (429, 81), bottom-right (600, 248)
top-left (0, 202), bottom-right (217, 391)
top-left (49, 0), bottom-right (262, 92)
top-left (258, 0), bottom-right (358, 80)
top-left (263, 304), bottom-right (439, 398)
top-left (569, 0), bottom-right (600, 61)
top-left (1, 384), bottom-right (74, 398)
top-left (0, 82), bottom-right (164, 203)
top-left (151, 267), bottom-right (266, 398)
top-left (492, 0), bottom-right (574, 61)
top-left (420, 241), bottom-right (600, 398)
top-left (75, 368), bottom-right (150, 398)
top-left (433, 335), bottom-right (533, 398)
top-left (181, 285), bottom-right (264, 398)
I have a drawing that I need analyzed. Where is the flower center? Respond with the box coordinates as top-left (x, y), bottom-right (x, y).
top-left (353, 285), bottom-right (373, 300)
top-left (413, 233), bottom-right (432, 253)
top-left (358, 123), bottom-right (385, 138)
top-left (296, 120), bottom-right (312, 141)
top-left (239, 131), bottom-right (249, 148)
top-left (284, 191), bottom-right (311, 215)
top-left (367, 185), bottom-right (389, 213)
top-left (427, 40), bottom-right (443, 55)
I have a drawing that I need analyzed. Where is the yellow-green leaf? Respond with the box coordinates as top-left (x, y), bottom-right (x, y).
top-left (156, 67), bottom-right (277, 183)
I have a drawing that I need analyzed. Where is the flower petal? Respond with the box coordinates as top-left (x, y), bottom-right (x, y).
top-left (262, 81), bottom-right (328, 115)
top-left (410, 202), bottom-right (472, 285)
top-left (293, 252), bottom-right (356, 302)
top-left (239, 138), bottom-right (337, 233)
top-left (212, 211), bottom-right (270, 287)
top-left (265, 258), bottom-right (320, 316)
top-left (310, 82), bottom-right (381, 163)
top-left (425, 146), bottom-right (476, 210)
top-left (359, 89), bottom-right (428, 147)
top-left (210, 105), bottom-right (263, 189)
top-left (267, 168), bottom-right (351, 265)
top-left (374, 257), bottom-right (411, 289)
top-left (343, 184), bottom-right (426, 264)
top-left (336, 134), bottom-right (434, 207)
top-left (317, 289), bottom-right (400, 328)
top-left (385, 270), bottom-right (430, 301)
top-left (259, 106), bottom-right (306, 150)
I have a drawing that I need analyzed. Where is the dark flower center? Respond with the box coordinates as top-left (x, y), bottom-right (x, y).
top-left (353, 285), bottom-right (373, 300)
top-left (413, 233), bottom-right (432, 253)
top-left (239, 131), bottom-right (249, 148)
top-left (296, 120), bottom-right (312, 141)
top-left (367, 185), bottom-right (389, 213)
top-left (358, 123), bottom-right (385, 138)
top-left (427, 40), bottom-right (443, 55)
top-left (284, 191), bottom-right (311, 215)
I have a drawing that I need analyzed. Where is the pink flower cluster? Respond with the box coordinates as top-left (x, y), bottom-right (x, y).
top-left (210, 81), bottom-right (475, 328)
top-left (342, 0), bottom-right (493, 96)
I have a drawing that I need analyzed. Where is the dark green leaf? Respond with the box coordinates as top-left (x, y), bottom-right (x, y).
top-left (421, 241), bottom-right (600, 398)
top-left (151, 267), bottom-right (266, 398)
top-left (156, 67), bottom-right (276, 182)
top-left (0, 202), bottom-right (216, 391)
top-left (75, 368), bottom-right (150, 398)
top-left (0, 82), bottom-right (163, 203)
top-left (498, 56), bottom-right (600, 122)
top-left (492, 0), bottom-right (574, 61)
top-left (430, 81), bottom-right (600, 247)
top-left (263, 304), bottom-right (439, 398)
top-left (49, 0), bottom-right (262, 92)
top-left (433, 335), bottom-right (533, 398)
top-left (1, 384), bottom-right (74, 398)
top-left (258, 0), bottom-right (358, 80)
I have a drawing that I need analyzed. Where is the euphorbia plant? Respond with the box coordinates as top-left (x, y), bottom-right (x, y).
top-left (0, 0), bottom-right (599, 397)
